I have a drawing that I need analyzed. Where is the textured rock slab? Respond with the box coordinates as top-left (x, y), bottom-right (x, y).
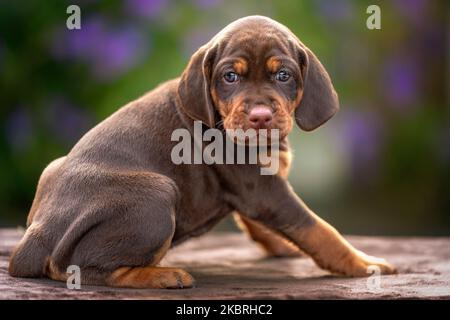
top-left (0, 229), bottom-right (449, 299)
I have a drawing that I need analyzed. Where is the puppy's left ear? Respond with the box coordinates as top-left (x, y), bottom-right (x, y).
top-left (177, 44), bottom-right (217, 128)
top-left (295, 46), bottom-right (339, 131)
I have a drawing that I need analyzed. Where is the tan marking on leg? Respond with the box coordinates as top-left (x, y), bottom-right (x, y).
top-left (107, 267), bottom-right (195, 289)
top-left (288, 216), bottom-right (397, 276)
top-left (46, 236), bottom-right (175, 287)
top-left (46, 258), bottom-right (69, 282)
top-left (234, 214), bottom-right (303, 258)
top-left (107, 236), bottom-right (195, 289)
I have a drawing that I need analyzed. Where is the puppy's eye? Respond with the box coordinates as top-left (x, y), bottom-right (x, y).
top-left (224, 71), bottom-right (239, 83)
top-left (275, 69), bottom-right (290, 82)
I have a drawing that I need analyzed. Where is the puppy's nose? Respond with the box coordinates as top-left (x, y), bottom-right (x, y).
top-left (248, 106), bottom-right (273, 129)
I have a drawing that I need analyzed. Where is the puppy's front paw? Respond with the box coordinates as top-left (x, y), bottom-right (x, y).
top-left (341, 250), bottom-right (397, 277)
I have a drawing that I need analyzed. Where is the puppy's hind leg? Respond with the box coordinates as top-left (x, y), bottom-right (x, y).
top-left (8, 224), bottom-right (50, 278)
top-left (48, 173), bottom-right (195, 289)
top-left (27, 156), bottom-right (66, 226)
top-left (9, 157), bottom-right (66, 278)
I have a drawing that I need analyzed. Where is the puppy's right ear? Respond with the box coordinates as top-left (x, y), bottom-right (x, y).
top-left (177, 44), bottom-right (217, 128)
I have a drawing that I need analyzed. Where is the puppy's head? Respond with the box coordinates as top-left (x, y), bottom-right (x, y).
top-left (178, 16), bottom-right (339, 142)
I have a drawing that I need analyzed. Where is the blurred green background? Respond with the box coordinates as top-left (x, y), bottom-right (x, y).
top-left (0, 0), bottom-right (448, 235)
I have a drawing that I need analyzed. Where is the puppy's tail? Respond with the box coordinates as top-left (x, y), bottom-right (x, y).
top-left (8, 225), bottom-right (50, 278)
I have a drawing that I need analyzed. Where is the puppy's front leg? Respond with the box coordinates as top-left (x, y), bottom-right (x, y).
top-left (286, 212), bottom-right (396, 276)
top-left (249, 179), bottom-right (396, 277)
top-left (233, 213), bottom-right (303, 257)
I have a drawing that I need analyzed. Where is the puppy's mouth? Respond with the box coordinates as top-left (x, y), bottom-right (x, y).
top-left (221, 105), bottom-right (291, 145)
top-left (223, 129), bottom-right (269, 146)
top-left (222, 122), bottom-right (289, 146)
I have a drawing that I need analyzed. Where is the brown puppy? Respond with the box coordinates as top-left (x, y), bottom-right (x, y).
top-left (9, 16), bottom-right (396, 289)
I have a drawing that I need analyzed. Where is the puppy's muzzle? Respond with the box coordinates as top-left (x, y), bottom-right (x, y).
top-left (248, 106), bottom-right (273, 130)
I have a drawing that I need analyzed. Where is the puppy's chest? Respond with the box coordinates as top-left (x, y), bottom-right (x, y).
top-left (170, 142), bottom-right (292, 244)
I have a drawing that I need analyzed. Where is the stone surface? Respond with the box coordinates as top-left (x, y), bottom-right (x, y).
top-left (1, 228), bottom-right (449, 299)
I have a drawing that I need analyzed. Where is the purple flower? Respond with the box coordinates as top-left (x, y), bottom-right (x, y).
top-left (315, 0), bottom-right (354, 23)
top-left (341, 110), bottom-right (384, 183)
top-left (51, 16), bottom-right (149, 81)
top-left (51, 18), bottom-right (104, 61)
top-left (382, 55), bottom-right (420, 112)
top-left (5, 107), bottom-right (33, 152)
top-left (45, 96), bottom-right (94, 146)
top-left (125, 0), bottom-right (170, 18)
top-left (92, 26), bottom-right (149, 80)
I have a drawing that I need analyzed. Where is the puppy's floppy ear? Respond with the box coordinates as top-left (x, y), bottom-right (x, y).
top-left (177, 44), bottom-right (217, 128)
top-left (295, 46), bottom-right (339, 131)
